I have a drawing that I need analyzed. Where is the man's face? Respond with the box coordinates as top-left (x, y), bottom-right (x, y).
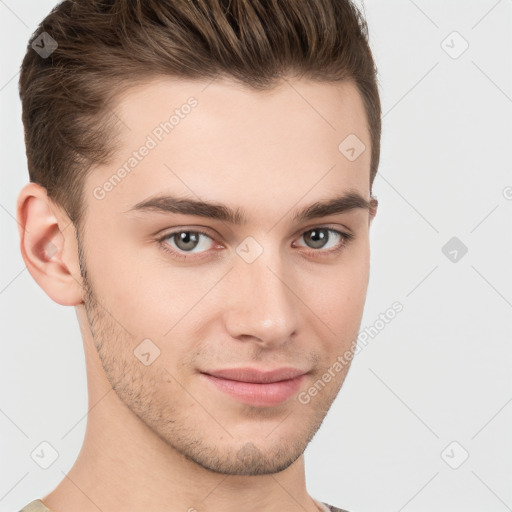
top-left (78, 76), bottom-right (375, 475)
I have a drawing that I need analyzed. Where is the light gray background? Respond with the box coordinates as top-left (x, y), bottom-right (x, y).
top-left (1, 1), bottom-right (511, 511)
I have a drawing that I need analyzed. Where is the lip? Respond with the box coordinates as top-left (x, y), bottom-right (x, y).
top-left (200, 367), bottom-right (308, 407)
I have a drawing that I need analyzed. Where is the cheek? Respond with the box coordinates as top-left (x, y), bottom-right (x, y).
top-left (311, 249), bottom-right (369, 314)
top-left (84, 225), bottom-right (176, 318)
top-left (303, 248), bottom-right (370, 348)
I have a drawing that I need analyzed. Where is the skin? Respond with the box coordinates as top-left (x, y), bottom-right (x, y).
top-left (17, 76), bottom-right (377, 512)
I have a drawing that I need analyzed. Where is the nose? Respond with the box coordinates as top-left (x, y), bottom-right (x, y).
top-left (222, 248), bottom-right (300, 349)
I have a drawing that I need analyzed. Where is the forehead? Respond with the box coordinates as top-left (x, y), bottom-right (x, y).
top-left (84, 76), bottom-right (372, 220)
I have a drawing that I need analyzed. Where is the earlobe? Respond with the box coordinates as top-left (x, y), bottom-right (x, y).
top-left (16, 182), bottom-right (84, 306)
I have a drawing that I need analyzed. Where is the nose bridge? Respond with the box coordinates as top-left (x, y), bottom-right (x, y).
top-left (223, 241), bottom-right (299, 345)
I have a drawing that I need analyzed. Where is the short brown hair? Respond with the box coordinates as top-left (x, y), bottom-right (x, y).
top-left (19, 0), bottom-right (381, 229)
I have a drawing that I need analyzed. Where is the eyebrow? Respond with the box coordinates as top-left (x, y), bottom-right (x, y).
top-left (126, 190), bottom-right (373, 225)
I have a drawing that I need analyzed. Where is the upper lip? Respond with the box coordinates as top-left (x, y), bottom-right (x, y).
top-left (202, 367), bottom-right (308, 383)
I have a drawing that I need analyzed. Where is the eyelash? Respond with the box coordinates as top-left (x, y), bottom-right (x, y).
top-left (157, 226), bottom-right (355, 262)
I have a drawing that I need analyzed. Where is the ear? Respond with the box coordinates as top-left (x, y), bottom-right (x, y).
top-left (369, 196), bottom-right (378, 225)
top-left (16, 182), bottom-right (84, 306)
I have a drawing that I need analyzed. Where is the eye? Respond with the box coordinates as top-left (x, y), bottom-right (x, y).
top-left (157, 226), bottom-right (354, 261)
top-left (158, 228), bottom-right (215, 260)
top-left (294, 227), bottom-right (354, 254)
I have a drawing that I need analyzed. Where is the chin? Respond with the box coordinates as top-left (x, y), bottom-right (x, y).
top-left (189, 441), bottom-right (303, 476)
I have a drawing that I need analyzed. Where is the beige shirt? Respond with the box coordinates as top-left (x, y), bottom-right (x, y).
top-left (18, 500), bottom-right (51, 512)
top-left (19, 498), bottom-right (348, 512)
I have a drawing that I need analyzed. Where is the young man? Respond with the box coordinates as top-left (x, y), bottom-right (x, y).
top-left (16, 1), bottom-right (380, 511)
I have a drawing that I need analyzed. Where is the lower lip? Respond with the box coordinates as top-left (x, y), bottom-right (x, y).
top-left (201, 373), bottom-right (306, 407)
